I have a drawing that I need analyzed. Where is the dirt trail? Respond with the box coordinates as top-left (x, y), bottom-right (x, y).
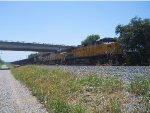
top-left (0, 65), bottom-right (47, 113)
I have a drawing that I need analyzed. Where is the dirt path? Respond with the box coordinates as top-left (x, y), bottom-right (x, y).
top-left (0, 65), bottom-right (47, 113)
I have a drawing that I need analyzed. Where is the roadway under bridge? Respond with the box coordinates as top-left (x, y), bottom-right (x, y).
top-left (0, 40), bottom-right (75, 52)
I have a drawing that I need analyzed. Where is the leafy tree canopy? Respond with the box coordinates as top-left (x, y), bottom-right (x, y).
top-left (0, 57), bottom-right (4, 63)
top-left (28, 52), bottom-right (47, 59)
top-left (81, 34), bottom-right (100, 45)
top-left (28, 53), bottom-right (39, 58)
top-left (116, 17), bottom-right (150, 64)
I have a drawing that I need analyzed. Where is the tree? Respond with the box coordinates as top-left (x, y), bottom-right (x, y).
top-left (116, 17), bottom-right (150, 65)
top-left (28, 52), bottom-right (47, 59)
top-left (0, 57), bottom-right (4, 64)
top-left (81, 34), bottom-right (100, 45)
top-left (28, 53), bottom-right (39, 58)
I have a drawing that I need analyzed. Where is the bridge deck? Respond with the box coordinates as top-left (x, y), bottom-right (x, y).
top-left (0, 41), bottom-right (74, 52)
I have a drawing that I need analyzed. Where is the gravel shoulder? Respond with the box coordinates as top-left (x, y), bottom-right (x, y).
top-left (0, 65), bottom-right (47, 113)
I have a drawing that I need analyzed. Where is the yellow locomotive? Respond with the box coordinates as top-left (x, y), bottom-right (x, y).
top-left (38, 38), bottom-right (123, 65)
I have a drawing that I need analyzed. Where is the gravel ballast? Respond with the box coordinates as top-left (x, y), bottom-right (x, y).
top-left (41, 65), bottom-right (150, 83)
top-left (0, 65), bottom-right (47, 113)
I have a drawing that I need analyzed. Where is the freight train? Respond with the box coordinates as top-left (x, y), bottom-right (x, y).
top-left (12, 38), bottom-right (124, 65)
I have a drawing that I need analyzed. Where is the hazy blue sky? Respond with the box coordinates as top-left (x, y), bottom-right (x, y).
top-left (0, 1), bottom-right (150, 62)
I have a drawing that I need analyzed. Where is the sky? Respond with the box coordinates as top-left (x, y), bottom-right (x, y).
top-left (0, 1), bottom-right (150, 62)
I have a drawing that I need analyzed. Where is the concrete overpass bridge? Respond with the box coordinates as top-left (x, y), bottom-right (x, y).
top-left (0, 40), bottom-right (75, 52)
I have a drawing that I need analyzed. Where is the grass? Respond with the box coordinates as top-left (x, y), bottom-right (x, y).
top-left (128, 76), bottom-right (150, 113)
top-left (80, 75), bottom-right (123, 93)
top-left (11, 65), bottom-right (134, 113)
top-left (0, 63), bottom-right (4, 68)
top-left (106, 97), bottom-right (121, 113)
top-left (12, 66), bottom-right (85, 113)
top-left (129, 76), bottom-right (150, 95)
top-left (6, 63), bottom-right (14, 69)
